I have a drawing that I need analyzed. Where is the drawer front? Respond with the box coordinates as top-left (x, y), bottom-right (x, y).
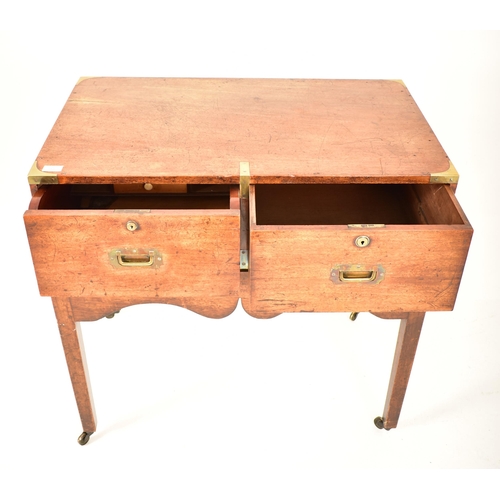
top-left (243, 184), bottom-right (472, 317)
top-left (24, 209), bottom-right (240, 306)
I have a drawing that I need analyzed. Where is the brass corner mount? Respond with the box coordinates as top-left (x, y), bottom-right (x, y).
top-left (28, 161), bottom-right (59, 185)
top-left (430, 161), bottom-right (459, 184)
top-left (390, 79), bottom-right (406, 87)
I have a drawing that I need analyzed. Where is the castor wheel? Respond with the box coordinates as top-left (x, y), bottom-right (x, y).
top-left (106, 310), bottom-right (120, 319)
top-left (374, 416), bottom-right (389, 430)
top-left (77, 431), bottom-right (93, 445)
top-left (349, 312), bottom-right (359, 321)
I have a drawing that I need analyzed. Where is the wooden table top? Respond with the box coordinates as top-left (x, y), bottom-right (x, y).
top-left (35, 77), bottom-right (453, 184)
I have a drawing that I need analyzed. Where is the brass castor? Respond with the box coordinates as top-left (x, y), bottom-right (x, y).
top-left (77, 431), bottom-right (93, 445)
top-left (106, 310), bottom-right (120, 319)
top-left (349, 312), bottom-right (359, 321)
top-left (374, 416), bottom-right (389, 430)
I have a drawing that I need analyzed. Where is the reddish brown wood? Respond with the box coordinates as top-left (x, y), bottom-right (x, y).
top-left (371, 312), bottom-right (409, 320)
top-left (24, 207), bottom-right (240, 307)
top-left (28, 188), bottom-right (44, 209)
top-left (28, 185), bottom-right (73, 210)
top-left (381, 312), bottom-right (425, 429)
top-left (230, 186), bottom-right (240, 210)
top-left (37, 78), bottom-right (448, 185)
top-left (412, 184), bottom-right (470, 225)
top-left (242, 185), bottom-right (472, 318)
top-left (70, 297), bottom-right (238, 321)
top-left (52, 297), bottom-right (96, 433)
top-left (239, 273), bottom-right (281, 319)
top-left (24, 79), bottom-right (474, 438)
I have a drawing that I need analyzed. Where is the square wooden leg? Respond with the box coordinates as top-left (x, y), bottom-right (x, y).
top-left (376, 312), bottom-right (425, 430)
top-left (52, 298), bottom-right (97, 444)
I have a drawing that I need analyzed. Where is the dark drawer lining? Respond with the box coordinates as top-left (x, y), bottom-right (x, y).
top-left (32, 184), bottom-right (232, 210)
top-left (254, 184), bottom-right (465, 226)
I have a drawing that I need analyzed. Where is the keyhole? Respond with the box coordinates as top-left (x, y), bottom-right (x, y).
top-left (355, 236), bottom-right (371, 248)
top-left (126, 220), bottom-right (139, 232)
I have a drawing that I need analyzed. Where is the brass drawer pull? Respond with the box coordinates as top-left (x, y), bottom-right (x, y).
top-left (117, 251), bottom-right (155, 267)
top-left (330, 264), bottom-right (385, 285)
top-left (109, 248), bottom-right (163, 268)
top-left (339, 270), bottom-right (377, 282)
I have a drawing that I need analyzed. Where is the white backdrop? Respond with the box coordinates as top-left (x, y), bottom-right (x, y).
top-left (1, 9), bottom-right (499, 499)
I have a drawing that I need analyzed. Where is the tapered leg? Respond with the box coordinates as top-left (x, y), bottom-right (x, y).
top-left (52, 298), bottom-right (97, 441)
top-left (377, 312), bottom-right (425, 430)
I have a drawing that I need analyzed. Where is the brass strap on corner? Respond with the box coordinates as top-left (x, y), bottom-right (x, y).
top-left (430, 161), bottom-right (459, 184)
top-left (239, 162), bottom-right (250, 271)
top-left (390, 79), bottom-right (406, 87)
top-left (28, 161), bottom-right (59, 185)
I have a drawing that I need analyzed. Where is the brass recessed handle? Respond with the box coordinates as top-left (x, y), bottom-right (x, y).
top-left (109, 248), bottom-right (163, 268)
top-left (330, 264), bottom-right (385, 285)
top-left (339, 270), bottom-right (377, 282)
top-left (117, 250), bottom-right (155, 267)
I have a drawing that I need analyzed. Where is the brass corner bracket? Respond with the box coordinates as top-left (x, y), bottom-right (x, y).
top-left (390, 79), bottom-right (406, 87)
top-left (430, 161), bottom-right (459, 184)
top-left (28, 161), bottom-right (59, 185)
top-left (76, 76), bottom-right (96, 85)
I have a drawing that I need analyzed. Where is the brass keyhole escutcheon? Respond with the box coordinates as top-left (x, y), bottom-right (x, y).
top-left (126, 220), bottom-right (139, 232)
top-left (355, 235), bottom-right (371, 247)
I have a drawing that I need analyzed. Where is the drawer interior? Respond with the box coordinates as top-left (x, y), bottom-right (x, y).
top-left (32, 184), bottom-right (233, 210)
top-left (254, 184), bottom-right (466, 226)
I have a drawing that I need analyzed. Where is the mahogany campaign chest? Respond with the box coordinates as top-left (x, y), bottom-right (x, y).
top-left (24, 78), bottom-right (472, 444)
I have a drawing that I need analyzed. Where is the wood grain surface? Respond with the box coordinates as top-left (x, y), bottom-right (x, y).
top-left (36, 78), bottom-right (450, 185)
top-left (25, 78), bottom-right (475, 438)
top-left (52, 297), bottom-right (97, 433)
top-left (382, 312), bottom-right (426, 429)
top-left (242, 185), bottom-right (472, 317)
top-left (24, 208), bottom-right (240, 311)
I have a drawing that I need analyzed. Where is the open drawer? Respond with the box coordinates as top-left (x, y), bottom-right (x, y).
top-left (243, 184), bottom-right (473, 317)
top-left (24, 184), bottom-right (241, 313)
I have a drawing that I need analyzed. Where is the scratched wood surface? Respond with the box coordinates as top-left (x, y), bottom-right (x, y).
top-left (37, 78), bottom-right (450, 184)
